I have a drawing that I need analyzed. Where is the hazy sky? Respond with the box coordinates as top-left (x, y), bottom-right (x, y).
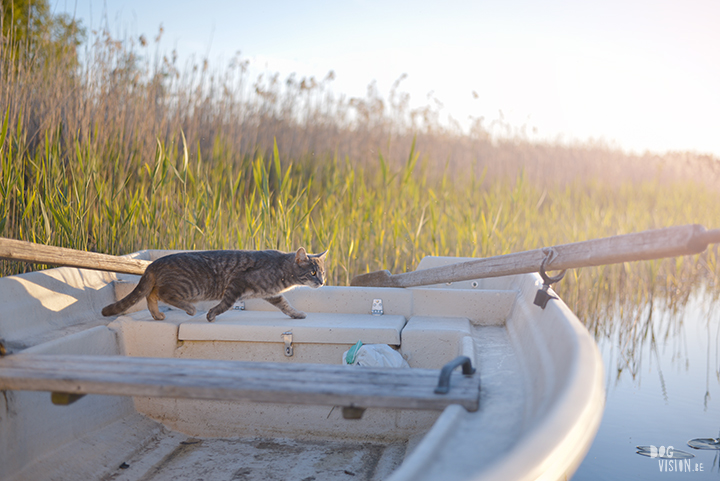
top-left (55, 0), bottom-right (720, 156)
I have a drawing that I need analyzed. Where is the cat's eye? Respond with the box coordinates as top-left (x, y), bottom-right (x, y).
top-left (311, 269), bottom-right (317, 276)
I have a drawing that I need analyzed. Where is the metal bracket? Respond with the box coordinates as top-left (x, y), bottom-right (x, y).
top-left (51, 392), bottom-right (85, 406)
top-left (233, 302), bottom-right (245, 310)
top-left (342, 406), bottom-right (366, 419)
top-left (371, 299), bottom-right (384, 316)
top-left (534, 248), bottom-right (567, 309)
top-left (434, 356), bottom-right (476, 394)
top-left (282, 331), bottom-right (294, 357)
top-left (534, 285), bottom-right (557, 309)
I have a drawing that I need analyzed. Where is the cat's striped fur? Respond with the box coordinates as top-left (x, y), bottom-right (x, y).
top-left (101, 247), bottom-right (326, 322)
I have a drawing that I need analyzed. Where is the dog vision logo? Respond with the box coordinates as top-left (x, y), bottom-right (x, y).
top-left (636, 445), bottom-right (701, 473)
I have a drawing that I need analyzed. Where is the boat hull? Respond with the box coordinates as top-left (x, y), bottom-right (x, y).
top-left (0, 252), bottom-right (604, 481)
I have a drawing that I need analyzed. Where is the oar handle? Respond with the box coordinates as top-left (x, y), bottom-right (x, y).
top-left (0, 237), bottom-right (150, 275)
top-left (698, 228), bottom-right (720, 246)
top-left (352, 224), bottom-right (719, 288)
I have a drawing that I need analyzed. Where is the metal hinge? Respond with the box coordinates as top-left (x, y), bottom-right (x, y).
top-left (282, 331), bottom-right (294, 357)
top-left (371, 299), bottom-right (384, 316)
top-left (233, 301), bottom-right (245, 310)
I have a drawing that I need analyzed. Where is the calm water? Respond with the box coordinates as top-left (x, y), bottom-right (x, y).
top-left (573, 290), bottom-right (720, 480)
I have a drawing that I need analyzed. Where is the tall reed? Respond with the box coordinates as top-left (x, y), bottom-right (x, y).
top-left (1, 23), bottom-right (719, 328)
top-left (1, 25), bottom-right (718, 189)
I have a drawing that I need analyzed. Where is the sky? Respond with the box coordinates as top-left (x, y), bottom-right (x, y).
top-left (54, 0), bottom-right (720, 156)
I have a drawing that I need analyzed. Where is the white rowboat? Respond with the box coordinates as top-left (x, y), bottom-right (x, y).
top-left (0, 249), bottom-right (605, 481)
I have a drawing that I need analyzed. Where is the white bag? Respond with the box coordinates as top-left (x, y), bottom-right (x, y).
top-left (342, 341), bottom-right (410, 368)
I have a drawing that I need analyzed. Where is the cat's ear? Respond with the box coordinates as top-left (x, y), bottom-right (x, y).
top-left (295, 247), bottom-right (309, 264)
top-left (314, 250), bottom-right (328, 260)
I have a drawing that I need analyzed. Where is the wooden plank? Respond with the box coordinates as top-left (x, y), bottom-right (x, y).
top-left (352, 224), bottom-right (720, 287)
top-left (0, 237), bottom-right (150, 275)
top-left (0, 354), bottom-right (480, 412)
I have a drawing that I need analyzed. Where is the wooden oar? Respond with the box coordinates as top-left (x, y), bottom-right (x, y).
top-left (351, 224), bottom-right (720, 288)
top-left (0, 237), bottom-right (151, 275)
top-left (3, 224), bottom-right (720, 283)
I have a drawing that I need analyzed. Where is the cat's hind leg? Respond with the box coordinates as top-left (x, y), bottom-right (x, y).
top-left (146, 289), bottom-right (165, 320)
top-left (160, 294), bottom-right (197, 317)
top-left (264, 295), bottom-right (306, 319)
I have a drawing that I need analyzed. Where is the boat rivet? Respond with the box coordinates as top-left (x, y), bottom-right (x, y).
top-left (471, 281), bottom-right (478, 288)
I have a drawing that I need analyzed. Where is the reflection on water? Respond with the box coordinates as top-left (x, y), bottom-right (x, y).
top-left (688, 438), bottom-right (720, 450)
top-left (573, 288), bottom-right (720, 480)
top-left (636, 445), bottom-right (696, 459)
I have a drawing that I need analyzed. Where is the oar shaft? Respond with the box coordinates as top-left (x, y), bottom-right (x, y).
top-left (353, 224), bottom-right (718, 288)
top-left (0, 237), bottom-right (150, 275)
top-left (543, 223), bottom-right (710, 271)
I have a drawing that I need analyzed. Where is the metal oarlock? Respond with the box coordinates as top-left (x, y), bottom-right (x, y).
top-left (534, 249), bottom-right (567, 309)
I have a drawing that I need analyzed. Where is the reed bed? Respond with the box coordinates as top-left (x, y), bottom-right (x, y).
top-left (1, 23), bottom-right (719, 331)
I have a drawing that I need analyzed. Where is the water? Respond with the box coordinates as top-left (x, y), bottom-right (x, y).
top-left (573, 290), bottom-right (720, 479)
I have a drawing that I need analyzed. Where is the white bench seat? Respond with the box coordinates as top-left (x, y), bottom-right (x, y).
top-left (0, 354), bottom-right (481, 412)
top-left (178, 311), bottom-right (407, 345)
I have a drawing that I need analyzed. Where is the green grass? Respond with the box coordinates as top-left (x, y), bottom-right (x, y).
top-left (1, 115), bottom-right (718, 326)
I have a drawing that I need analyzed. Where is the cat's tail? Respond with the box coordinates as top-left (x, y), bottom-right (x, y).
top-left (101, 272), bottom-right (155, 317)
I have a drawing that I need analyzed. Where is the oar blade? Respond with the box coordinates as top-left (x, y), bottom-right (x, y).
top-left (350, 269), bottom-right (396, 287)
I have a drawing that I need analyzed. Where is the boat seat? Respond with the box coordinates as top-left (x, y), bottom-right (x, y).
top-left (0, 354), bottom-right (481, 415)
top-left (177, 311), bottom-right (407, 345)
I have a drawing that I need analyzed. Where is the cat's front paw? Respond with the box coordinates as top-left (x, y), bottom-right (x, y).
top-left (290, 311), bottom-right (306, 319)
top-left (206, 312), bottom-right (216, 322)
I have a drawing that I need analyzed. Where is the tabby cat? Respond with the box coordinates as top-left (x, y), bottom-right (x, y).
top-left (101, 247), bottom-right (327, 322)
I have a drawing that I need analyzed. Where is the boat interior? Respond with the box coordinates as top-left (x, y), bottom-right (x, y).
top-left (0, 251), bottom-right (604, 481)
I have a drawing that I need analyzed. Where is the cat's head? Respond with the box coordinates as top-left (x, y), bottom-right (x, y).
top-left (294, 247), bottom-right (327, 288)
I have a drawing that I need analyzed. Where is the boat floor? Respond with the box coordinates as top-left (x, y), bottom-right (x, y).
top-left (11, 325), bottom-right (525, 481)
top-left (106, 427), bottom-right (407, 481)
